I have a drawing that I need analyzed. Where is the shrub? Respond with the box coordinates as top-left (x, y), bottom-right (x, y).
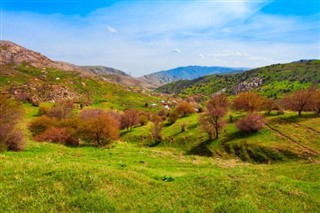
top-left (47, 101), bottom-right (74, 120)
top-left (35, 127), bottom-right (70, 143)
top-left (38, 105), bottom-right (50, 116)
top-left (29, 116), bottom-right (56, 136)
top-left (167, 110), bottom-right (180, 124)
top-left (0, 93), bottom-right (25, 151)
top-left (236, 113), bottom-right (265, 133)
top-left (121, 109), bottom-right (140, 131)
top-left (232, 92), bottom-right (263, 112)
top-left (150, 120), bottom-right (163, 145)
top-left (78, 109), bottom-right (120, 146)
top-left (176, 102), bottom-right (195, 117)
top-left (139, 112), bottom-right (149, 126)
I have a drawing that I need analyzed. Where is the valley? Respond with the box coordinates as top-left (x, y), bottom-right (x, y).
top-left (1, 41), bottom-right (320, 212)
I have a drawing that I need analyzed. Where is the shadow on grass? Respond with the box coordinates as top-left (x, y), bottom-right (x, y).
top-left (268, 113), bottom-right (319, 125)
top-left (187, 139), bottom-right (214, 157)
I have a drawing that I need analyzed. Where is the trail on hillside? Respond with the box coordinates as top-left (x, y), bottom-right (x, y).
top-left (265, 123), bottom-right (319, 155)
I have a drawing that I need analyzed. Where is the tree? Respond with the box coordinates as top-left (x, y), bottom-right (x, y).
top-left (78, 109), bottom-right (120, 146)
top-left (232, 92), bottom-right (263, 112)
top-left (236, 113), bottom-right (265, 133)
top-left (121, 109), bottom-right (140, 131)
top-left (313, 90), bottom-right (320, 115)
top-left (176, 102), bottom-right (195, 117)
top-left (199, 94), bottom-right (228, 140)
top-left (0, 93), bottom-right (25, 151)
top-left (261, 98), bottom-right (277, 115)
top-left (282, 88), bottom-right (317, 116)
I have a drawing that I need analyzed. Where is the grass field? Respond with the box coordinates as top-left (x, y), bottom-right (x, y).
top-left (1, 105), bottom-right (320, 212)
top-left (1, 141), bottom-right (320, 212)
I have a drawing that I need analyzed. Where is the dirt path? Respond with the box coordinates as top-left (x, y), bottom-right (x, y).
top-left (265, 123), bottom-right (320, 155)
top-left (292, 123), bottom-right (320, 134)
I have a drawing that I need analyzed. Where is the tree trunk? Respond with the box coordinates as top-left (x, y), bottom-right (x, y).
top-left (298, 110), bottom-right (302, 116)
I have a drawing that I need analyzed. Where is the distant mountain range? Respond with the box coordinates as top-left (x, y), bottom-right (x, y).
top-left (139, 66), bottom-right (249, 88)
top-left (157, 60), bottom-right (320, 98)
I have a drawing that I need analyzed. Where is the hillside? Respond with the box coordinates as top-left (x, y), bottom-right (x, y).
top-left (0, 104), bottom-right (319, 212)
top-left (0, 41), bottom-right (159, 109)
top-left (140, 65), bottom-right (248, 88)
top-left (157, 60), bottom-right (320, 98)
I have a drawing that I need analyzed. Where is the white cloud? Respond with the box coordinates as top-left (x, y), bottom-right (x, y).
top-left (2, 0), bottom-right (319, 76)
top-left (172, 48), bottom-right (181, 53)
top-left (106, 25), bottom-right (118, 33)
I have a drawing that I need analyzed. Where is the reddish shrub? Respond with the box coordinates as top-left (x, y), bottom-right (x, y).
top-left (176, 102), bottom-right (195, 117)
top-left (47, 101), bottom-right (74, 120)
top-left (236, 113), bottom-right (265, 133)
top-left (232, 92), bottom-right (263, 112)
top-left (0, 94), bottom-right (25, 151)
top-left (121, 109), bottom-right (140, 131)
top-left (35, 127), bottom-right (69, 142)
top-left (78, 109), bottom-right (120, 146)
top-left (29, 116), bottom-right (56, 135)
top-left (38, 105), bottom-right (50, 116)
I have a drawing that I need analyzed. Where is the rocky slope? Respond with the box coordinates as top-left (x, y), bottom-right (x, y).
top-left (0, 41), bottom-right (160, 106)
top-left (0, 40), bottom-right (155, 89)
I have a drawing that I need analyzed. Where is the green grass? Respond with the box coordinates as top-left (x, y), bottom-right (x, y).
top-left (1, 141), bottom-right (320, 212)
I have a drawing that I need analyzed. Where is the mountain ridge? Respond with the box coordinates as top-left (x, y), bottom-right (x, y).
top-left (139, 65), bottom-right (249, 88)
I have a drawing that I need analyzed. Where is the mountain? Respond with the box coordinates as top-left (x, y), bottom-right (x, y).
top-left (0, 40), bottom-right (159, 108)
top-left (82, 66), bottom-right (130, 77)
top-left (81, 66), bottom-right (154, 89)
top-left (139, 65), bottom-right (249, 88)
top-left (157, 60), bottom-right (320, 98)
top-left (0, 40), bottom-right (155, 90)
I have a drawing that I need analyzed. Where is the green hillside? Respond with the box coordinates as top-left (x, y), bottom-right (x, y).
top-left (157, 60), bottom-right (320, 98)
top-left (0, 63), bottom-right (160, 110)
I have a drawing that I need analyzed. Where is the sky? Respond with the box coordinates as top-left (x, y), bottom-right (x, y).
top-left (1, 0), bottom-right (319, 76)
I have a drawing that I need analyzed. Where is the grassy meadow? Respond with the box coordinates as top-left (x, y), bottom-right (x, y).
top-left (1, 103), bottom-right (320, 212)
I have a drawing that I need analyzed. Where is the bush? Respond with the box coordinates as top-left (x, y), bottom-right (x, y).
top-left (236, 113), bottom-right (265, 133)
top-left (38, 105), bottom-right (50, 116)
top-left (232, 92), bottom-right (263, 112)
top-left (121, 109), bottom-right (140, 131)
top-left (176, 102), bottom-right (195, 117)
top-left (29, 116), bottom-right (56, 135)
top-left (0, 94), bottom-right (25, 151)
top-left (78, 109), bottom-right (120, 146)
top-left (47, 101), bottom-right (74, 120)
top-left (167, 110), bottom-right (180, 124)
top-left (35, 127), bottom-right (68, 142)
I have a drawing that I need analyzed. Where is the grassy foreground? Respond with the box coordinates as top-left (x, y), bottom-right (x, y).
top-left (1, 140), bottom-right (320, 212)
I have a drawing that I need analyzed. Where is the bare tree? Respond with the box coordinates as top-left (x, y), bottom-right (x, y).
top-left (282, 88), bottom-right (317, 116)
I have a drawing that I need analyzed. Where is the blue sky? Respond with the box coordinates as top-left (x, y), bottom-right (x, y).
top-left (1, 0), bottom-right (319, 76)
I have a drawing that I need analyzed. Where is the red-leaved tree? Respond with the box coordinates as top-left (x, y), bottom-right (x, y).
top-left (199, 93), bottom-right (229, 140)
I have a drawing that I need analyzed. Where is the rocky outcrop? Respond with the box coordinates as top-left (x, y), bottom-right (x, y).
top-left (8, 82), bottom-right (90, 104)
top-left (234, 77), bottom-right (263, 94)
